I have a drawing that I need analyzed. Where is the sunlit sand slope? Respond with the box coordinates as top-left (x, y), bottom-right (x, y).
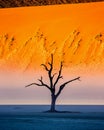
top-left (0, 2), bottom-right (104, 73)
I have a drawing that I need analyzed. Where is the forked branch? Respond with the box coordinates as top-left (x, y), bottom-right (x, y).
top-left (56, 77), bottom-right (80, 98)
top-left (54, 61), bottom-right (63, 88)
top-left (41, 64), bottom-right (49, 71)
top-left (41, 54), bottom-right (54, 88)
top-left (25, 76), bottom-right (51, 90)
top-left (52, 73), bottom-right (57, 79)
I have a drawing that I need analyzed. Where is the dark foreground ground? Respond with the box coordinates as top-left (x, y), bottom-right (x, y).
top-left (0, 105), bottom-right (104, 130)
top-left (0, 112), bottom-right (104, 130)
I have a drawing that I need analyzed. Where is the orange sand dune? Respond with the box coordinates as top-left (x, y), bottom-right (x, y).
top-left (0, 2), bottom-right (104, 105)
top-left (0, 2), bottom-right (104, 74)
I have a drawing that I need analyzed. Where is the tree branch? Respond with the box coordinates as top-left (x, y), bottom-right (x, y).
top-left (41, 54), bottom-right (54, 89)
top-left (38, 76), bottom-right (50, 90)
top-left (61, 77), bottom-right (80, 86)
top-left (41, 64), bottom-right (49, 71)
top-left (48, 54), bottom-right (53, 88)
top-left (52, 73), bottom-right (57, 79)
top-left (56, 77), bottom-right (80, 98)
top-left (25, 76), bottom-right (51, 90)
top-left (53, 62), bottom-right (63, 88)
top-left (25, 83), bottom-right (43, 87)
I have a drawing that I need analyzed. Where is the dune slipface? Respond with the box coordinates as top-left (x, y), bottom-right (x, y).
top-left (0, 2), bottom-right (104, 74)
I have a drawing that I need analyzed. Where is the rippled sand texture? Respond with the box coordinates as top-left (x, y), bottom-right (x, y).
top-left (0, 2), bottom-right (104, 73)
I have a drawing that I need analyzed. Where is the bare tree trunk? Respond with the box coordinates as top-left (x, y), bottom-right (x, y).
top-left (25, 54), bottom-right (80, 113)
top-left (50, 93), bottom-right (56, 112)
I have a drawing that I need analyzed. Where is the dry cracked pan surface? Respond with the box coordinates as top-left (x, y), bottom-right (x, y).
top-left (0, 0), bottom-right (104, 8)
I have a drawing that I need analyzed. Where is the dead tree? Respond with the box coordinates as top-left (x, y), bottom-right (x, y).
top-left (25, 54), bottom-right (80, 112)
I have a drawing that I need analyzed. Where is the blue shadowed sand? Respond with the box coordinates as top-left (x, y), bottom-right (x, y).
top-left (0, 105), bottom-right (104, 130)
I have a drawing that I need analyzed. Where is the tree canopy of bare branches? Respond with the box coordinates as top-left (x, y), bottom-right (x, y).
top-left (26, 54), bottom-right (80, 112)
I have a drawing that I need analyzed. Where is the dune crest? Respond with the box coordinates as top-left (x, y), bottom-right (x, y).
top-left (0, 0), bottom-right (104, 8)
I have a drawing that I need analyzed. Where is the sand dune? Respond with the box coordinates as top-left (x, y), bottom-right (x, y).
top-left (0, 2), bottom-right (104, 73)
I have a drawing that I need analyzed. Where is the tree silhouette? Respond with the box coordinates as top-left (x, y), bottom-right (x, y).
top-left (25, 54), bottom-right (80, 112)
